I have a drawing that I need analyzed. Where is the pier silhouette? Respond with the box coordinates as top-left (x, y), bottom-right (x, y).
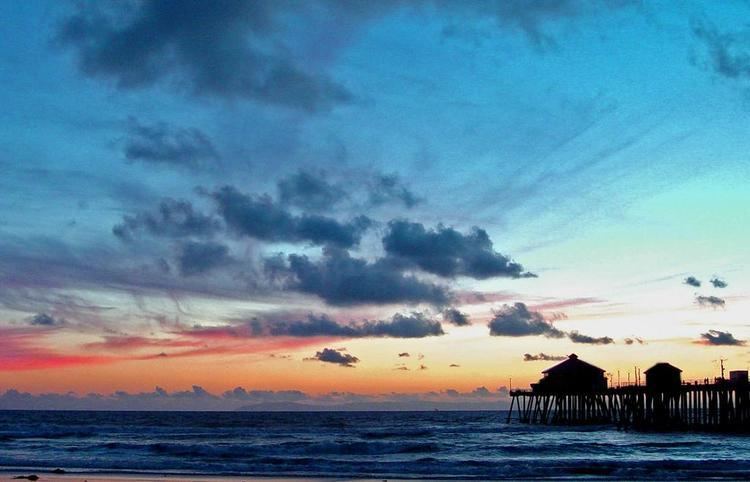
top-left (508, 354), bottom-right (750, 431)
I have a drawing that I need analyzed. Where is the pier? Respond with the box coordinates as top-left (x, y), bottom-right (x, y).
top-left (507, 354), bottom-right (750, 431)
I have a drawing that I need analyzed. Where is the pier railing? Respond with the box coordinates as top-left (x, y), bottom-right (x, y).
top-left (507, 381), bottom-right (750, 431)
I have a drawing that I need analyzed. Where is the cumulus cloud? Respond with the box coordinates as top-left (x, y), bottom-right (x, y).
top-left (268, 312), bottom-right (444, 338)
top-left (471, 386), bottom-right (491, 397)
top-left (177, 241), bottom-right (232, 276)
top-left (696, 295), bottom-right (726, 308)
top-left (697, 330), bottom-right (745, 346)
top-left (213, 186), bottom-right (371, 248)
top-left (28, 313), bottom-right (65, 327)
top-left (488, 303), bottom-right (564, 338)
top-left (266, 247), bottom-right (450, 306)
top-left (56, 1), bottom-right (351, 112)
top-left (361, 312), bottom-right (445, 338)
top-left (277, 170), bottom-right (347, 210)
top-left (523, 353), bottom-right (566, 362)
top-left (222, 387), bottom-right (306, 402)
top-left (710, 277), bottom-right (728, 288)
top-left (567, 331), bottom-right (614, 345)
top-left (684, 276), bottom-right (701, 287)
top-left (383, 220), bottom-right (535, 279)
top-left (122, 118), bottom-right (219, 169)
top-left (488, 303), bottom-right (613, 344)
top-left (113, 198), bottom-right (219, 241)
top-left (307, 348), bottom-right (360, 367)
top-left (368, 174), bottom-right (421, 208)
top-left (443, 307), bottom-right (470, 326)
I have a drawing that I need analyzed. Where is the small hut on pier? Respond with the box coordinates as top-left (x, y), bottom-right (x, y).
top-left (644, 362), bottom-right (681, 391)
top-left (730, 370), bottom-right (749, 386)
top-left (531, 353), bottom-right (607, 393)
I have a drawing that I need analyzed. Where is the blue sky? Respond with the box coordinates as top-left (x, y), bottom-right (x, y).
top-left (1, 0), bottom-right (749, 409)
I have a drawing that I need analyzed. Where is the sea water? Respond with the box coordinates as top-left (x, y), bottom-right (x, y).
top-left (0, 410), bottom-right (748, 479)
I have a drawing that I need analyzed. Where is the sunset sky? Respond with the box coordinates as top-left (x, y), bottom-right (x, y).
top-left (2, 0), bottom-right (750, 410)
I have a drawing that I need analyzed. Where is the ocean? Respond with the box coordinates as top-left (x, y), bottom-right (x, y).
top-left (1, 410), bottom-right (749, 480)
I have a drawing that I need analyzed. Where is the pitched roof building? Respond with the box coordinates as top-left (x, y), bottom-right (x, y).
top-left (532, 354), bottom-right (607, 393)
top-left (644, 362), bottom-right (682, 391)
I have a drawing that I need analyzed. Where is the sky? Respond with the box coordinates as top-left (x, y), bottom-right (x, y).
top-left (1, 0), bottom-right (750, 410)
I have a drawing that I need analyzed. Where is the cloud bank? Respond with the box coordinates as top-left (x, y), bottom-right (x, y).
top-left (0, 385), bottom-right (511, 411)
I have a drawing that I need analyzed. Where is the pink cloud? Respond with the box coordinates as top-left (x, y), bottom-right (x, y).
top-left (0, 328), bottom-right (117, 371)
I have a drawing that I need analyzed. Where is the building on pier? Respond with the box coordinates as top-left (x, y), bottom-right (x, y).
top-left (644, 362), bottom-right (682, 391)
top-left (531, 353), bottom-right (607, 393)
top-left (730, 370), bottom-right (748, 385)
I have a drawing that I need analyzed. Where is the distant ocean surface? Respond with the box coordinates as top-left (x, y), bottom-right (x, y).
top-left (2, 410), bottom-right (750, 480)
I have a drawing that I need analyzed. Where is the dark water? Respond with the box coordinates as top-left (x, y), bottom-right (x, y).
top-left (1, 410), bottom-right (749, 479)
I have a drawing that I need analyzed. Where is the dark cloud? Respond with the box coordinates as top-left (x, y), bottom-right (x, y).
top-left (523, 353), bottom-right (566, 362)
top-left (269, 314), bottom-right (359, 337)
top-left (398, 352), bottom-right (410, 357)
top-left (419, 364), bottom-right (428, 370)
top-left (710, 277), bottom-right (728, 289)
top-left (567, 331), bottom-right (614, 345)
top-left (383, 220), bottom-right (535, 279)
top-left (266, 247), bottom-right (451, 306)
top-left (277, 170), bottom-right (347, 210)
top-left (488, 303), bottom-right (564, 338)
top-left (122, 118), bottom-right (219, 169)
top-left (684, 276), bottom-right (701, 288)
top-left (56, 0), bottom-right (634, 116)
top-left (691, 18), bottom-right (750, 81)
top-left (696, 295), bottom-right (726, 308)
top-left (307, 348), bottom-right (360, 367)
top-left (442, 307), bottom-right (470, 326)
top-left (368, 174), bottom-right (421, 208)
top-left (698, 330), bottom-right (745, 346)
top-left (488, 303), bottom-right (612, 344)
top-left (113, 198), bottom-right (219, 241)
top-left (623, 337), bottom-right (645, 345)
top-left (213, 186), bottom-right (371, 248)
top-left (177, 241), bottom-right (232, 276)
top-left (57, 1), bottom-right (351, 112)
top-left (361, 312), bottom-right (445, 338)
top-left (28, 313), bottom-right (65, 327)
top-left (449, 363), bottom-right (460, 368)
top-left (268, 312), bottom-right (444, 338)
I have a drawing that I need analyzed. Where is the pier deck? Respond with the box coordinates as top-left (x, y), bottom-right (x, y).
top-left (508, 381), bottom-right (750, 431)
